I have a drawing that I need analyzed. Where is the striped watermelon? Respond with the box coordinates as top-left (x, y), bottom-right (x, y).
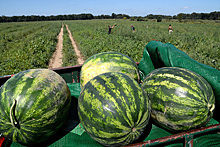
top-left (78, 72), bottom-right (150, 146)
top-left (142, 67), bottom-right (215, 132)
top-left (0, 69), bottom-right (71, 145)
top-left (80, 52), bottom-right (140, 88)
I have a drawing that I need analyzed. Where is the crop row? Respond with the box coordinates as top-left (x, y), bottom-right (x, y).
top-left (65, 20), bottom-right (219, 70)
top-left (0, 21), bottom-right (62, 76)
top-left (62, 24), bottom-right (78, 66)
top-left (0, 20), bottom-right (219, 76)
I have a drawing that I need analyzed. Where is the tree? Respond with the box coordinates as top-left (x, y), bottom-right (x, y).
top-left (116, 14), bottom-right (123, 19)
top-left (147, 14), bottom-right (154, 19)
top-left (157, 16), bottom-right (162, 22)
top-left (177, 13), bottom-right (183, 22)
top-left (137, 16), bottom-right (143, 21)
top-left (130, 17), bottom-right (135, 21)
top-left (167, 16), bottom-right (172, 21)
top-left (112, 13), bottom-right (116, 19)
top-left (191, 12), bottom-right (197, 20)
top-left (0, 11), bottom-right (219, 23)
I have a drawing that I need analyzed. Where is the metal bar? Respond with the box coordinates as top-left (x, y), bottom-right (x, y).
top-left (0, 62), bottom-right (139, 86)
top-left (124, 124), bottom-right (220, 147)
top-left (0, 75), bottom-right (13, 86)
top-left (185, 135), bottom-right (193, 147)
top-left (77, 71), bottom-right (80, 83)
top-left (50, 64), bottom-right (82, 75)
top-left (0, 64), bottom-right (83, 86)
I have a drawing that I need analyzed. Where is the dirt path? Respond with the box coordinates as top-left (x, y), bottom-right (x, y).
top-left (49, 24), bottom-right (84, 69)
top-left (65, 24), bottom-right (84, 65)
top-left (49, 25), bottom-right (64, 68)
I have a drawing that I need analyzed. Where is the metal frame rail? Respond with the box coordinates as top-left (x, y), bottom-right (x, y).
top-left (125, 124), bottom-right (220, 147)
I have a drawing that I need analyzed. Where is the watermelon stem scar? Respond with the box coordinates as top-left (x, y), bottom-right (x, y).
top-left (132, 128), bottom-right (136, 132)
top-left (209, 103), bottom-right (215, 112)
top-left (10, 99), bottom-right (20, 129)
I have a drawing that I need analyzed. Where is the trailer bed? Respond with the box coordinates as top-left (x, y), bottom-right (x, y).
top-left (0, 64), bottom-right (219, 147)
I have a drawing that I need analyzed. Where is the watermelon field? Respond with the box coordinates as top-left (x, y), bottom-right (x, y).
top-left (0, 19), bottom-right (220, 147)
top-left (0, 19), bottom-right (219, 76)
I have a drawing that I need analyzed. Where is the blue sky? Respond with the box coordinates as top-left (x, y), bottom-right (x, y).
top-left (0, 0), bottom-right (219, 17)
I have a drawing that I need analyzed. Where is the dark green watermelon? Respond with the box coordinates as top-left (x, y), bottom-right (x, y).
top-left (142, 67), bottom-right (215, 132)
top-left (0, 69), bottom-right (71, 145)
top-left (78, 72), bottom-right (150, 146)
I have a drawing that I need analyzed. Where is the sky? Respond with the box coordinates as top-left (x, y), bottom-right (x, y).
top-left (0, 0), bottom-right (219, 17)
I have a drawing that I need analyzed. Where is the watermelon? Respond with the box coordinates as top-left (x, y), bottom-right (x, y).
top-left (78, 72), bottom-right (150, 146)
top-left (142, 67), bottom-right (215, 132)
top-left (0, 69), bottom-right (71, 145)
top-left (80, 52), bottom-right (140, 88)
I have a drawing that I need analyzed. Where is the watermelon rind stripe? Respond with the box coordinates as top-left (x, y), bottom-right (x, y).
top-left (0, 69), bottom-right (71, 145)
top-left (80, 52), bottom-right (140, 88)
top-left (78, 72), bottom-right (150, 146)
top-left (142, 67), bottom-right (215, 131)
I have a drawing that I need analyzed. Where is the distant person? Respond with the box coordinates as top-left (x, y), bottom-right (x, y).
top-left (131, 24), bottom-right (135, 32)
top-left (108, 24), bottom-right (115, 34)
top-left (168, 24), bottom-right (173, 34)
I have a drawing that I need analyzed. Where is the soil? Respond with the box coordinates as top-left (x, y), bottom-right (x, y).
top-left (49, 24), bottom-right (84, 69)
top-left (65, 24), bottom-right (84, 65)
top-left (48, 25), bottom-right (64, 69)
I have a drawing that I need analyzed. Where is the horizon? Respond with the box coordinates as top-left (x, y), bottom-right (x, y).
top-left (1, 11), bottom-right (220, 18)
top-left (0, 0), bottom-right (219, 17)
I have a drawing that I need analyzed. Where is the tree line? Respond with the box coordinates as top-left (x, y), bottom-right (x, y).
top-left (0, 11), bottom-right (219, 23)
